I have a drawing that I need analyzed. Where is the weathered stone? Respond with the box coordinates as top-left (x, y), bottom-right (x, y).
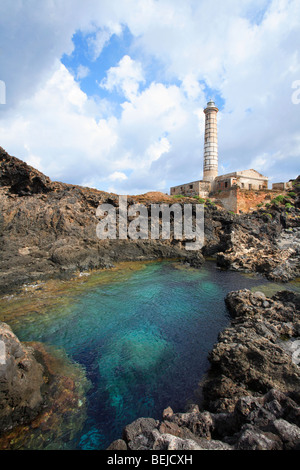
top-left (0, 322), bottom-right (45, 434)
top-left (162, 406), bottom-right (174, 420)
top-left (268, 419), bottom-right (300, 450)
top-left (201, 289), bottom-right (300, 412)
top-left (153, 432), bottom-right (204, 450)
top-left (235, 425), bottom-right (283, 450)
top-left (1, 147), bottom-right (299, 296)
top-left (123, 417), bottom-right (159, 447)
top-left (106, 439), bottom-right (127, 450)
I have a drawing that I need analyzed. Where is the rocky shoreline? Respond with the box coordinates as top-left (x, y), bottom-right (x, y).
top-left (108, 289), bottom-right (300, 451)
top-left (0, 147), bottom-right (299, 296)
top-left (0, 146), bottom-right (300, 450)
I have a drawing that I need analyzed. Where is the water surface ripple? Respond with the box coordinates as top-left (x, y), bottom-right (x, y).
top-left (2, 260), bottom-right (299, 449)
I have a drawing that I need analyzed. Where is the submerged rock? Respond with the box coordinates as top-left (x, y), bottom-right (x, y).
top-left (0, 322), bottom-right (44, 433)
top-left (0, 322), bottom-right (90, 450)
top-left (109, 289), bottom-right (300, 451)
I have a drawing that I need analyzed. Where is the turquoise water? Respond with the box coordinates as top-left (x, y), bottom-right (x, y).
top-left (7, 260), bottom-right (299, 449)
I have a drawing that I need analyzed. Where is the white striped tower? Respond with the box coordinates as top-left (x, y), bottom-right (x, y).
top-left (203, 100), bottom-right (219, 183)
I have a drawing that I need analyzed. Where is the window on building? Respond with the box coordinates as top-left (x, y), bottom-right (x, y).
top-left (190, 185), bottom-right (193, 189)
top-left (249, 184), bottom-right (252, 190)
top-left (225, 181), bottom-right (228, 188)
top-left (241, 183), bottom-right (245, 188)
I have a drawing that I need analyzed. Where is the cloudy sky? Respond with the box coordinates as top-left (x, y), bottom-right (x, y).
top-left (0, 0), bottom-right (299, 194)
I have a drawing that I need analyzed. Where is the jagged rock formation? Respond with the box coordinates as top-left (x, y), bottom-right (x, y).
top-left (108, 290), bottom-right (300, 451)
top-left (0, 147), bottom-right (300, 449)
top-left (108, 390), bottom-right (300, 450)
top-left (216, 216), bottom-right (300, 282)
top-left (201, 290), bottom-right (300, 412)
top-left (0, 147), bottom-right (299, 294)
top-left (0, 146), bottom-right (205, 294)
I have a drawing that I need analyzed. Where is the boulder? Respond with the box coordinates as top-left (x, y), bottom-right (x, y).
top-left (0, 322), bottom-right (45, 434)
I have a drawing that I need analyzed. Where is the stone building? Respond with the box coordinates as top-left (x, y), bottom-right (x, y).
top-left (170, 180), bottom-right (210, 198)
top-left (170, 100), bottom-right (269, 199)
top-left (214, 170), bottom-right (268, 191)
top-left (272, 181), bottom-right (293, 191)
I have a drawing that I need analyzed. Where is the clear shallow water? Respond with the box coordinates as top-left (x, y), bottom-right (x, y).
top-left (2, 260), bottom-right (299, 449)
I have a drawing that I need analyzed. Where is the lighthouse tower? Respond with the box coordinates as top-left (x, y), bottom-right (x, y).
top-left (203, 100), bottom-right (219, 184)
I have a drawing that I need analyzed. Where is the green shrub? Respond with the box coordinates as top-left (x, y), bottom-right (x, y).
top-left (272, 194), bottom-right (285, 204)
top-left (265, 203), bottom-right (271, 208)
top-left (173, 194), bottom-right (185, 198)
top-left (285, 202), bottom-right (294, 209)
top-left (193, 196), bottom-right (205, 203)
top-left (257, 203), bottom-right (263, 208)
top-left (288, 192), bottom-right (296, 198)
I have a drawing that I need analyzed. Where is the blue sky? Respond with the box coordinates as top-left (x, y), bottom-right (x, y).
top-left (0, 0), bottom-right (299, 194)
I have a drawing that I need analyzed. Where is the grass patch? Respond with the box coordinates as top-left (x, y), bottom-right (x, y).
top-left (193, 196), bottom-right (206, 203)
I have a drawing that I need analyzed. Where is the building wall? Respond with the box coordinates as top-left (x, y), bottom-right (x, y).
top-left (214, 188), bottom-right (238, 212)
top-left (215, 170), bottom-right (268, 191)
top-left (215, 187), bottom-right (282, 213)
top-left (272, 182), bottom-right (293, 191)
top-left (170, 180), bottom-right (211, 197)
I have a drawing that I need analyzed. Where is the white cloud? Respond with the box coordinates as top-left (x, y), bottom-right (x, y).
top-left (108, 171), bottom-right (128, 181)
top-left (0, 63), bottom-right (119, 183)
top-left (146, 138), bottom-right (171, 164)
top-left (100, 55), bottom-right (145, 101)
top-left (181, 75), bottom-right (203, 100)
top-left (87, 25), bottom-right (123, 61)
top-left (76, 65), bottom-right (90, 80)
top-left (0, 0), bottom-right (299, 194)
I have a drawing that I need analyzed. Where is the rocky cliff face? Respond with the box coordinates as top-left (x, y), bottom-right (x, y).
top-left (108, 290), bottom-right (300, 451)
top-left (0, 146), bottom-right (299, 295)
top-left (0, 146), bottom-right (206, 294)
top-left (216, 212), bottom-right (300, 282)
top-left (0, 147), bottom-right (300, 449)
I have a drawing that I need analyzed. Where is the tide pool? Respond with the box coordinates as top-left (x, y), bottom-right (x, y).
top-left (1, 260), bottom-right (298, 449)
